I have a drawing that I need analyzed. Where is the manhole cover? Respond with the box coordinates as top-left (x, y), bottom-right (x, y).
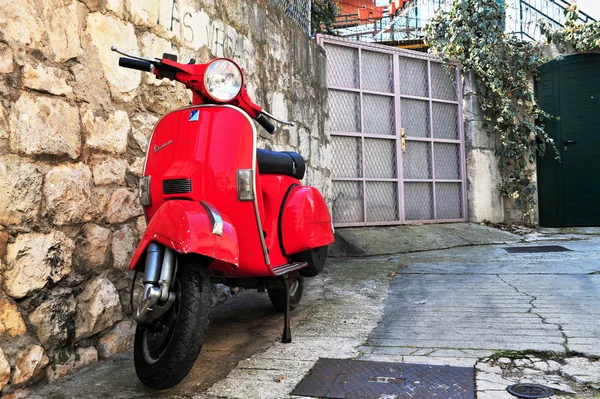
top-left (504, 245), bottom-right (571, 254)
top-left (507, 383), bottom-right (555, 398)
top-left (292, 358), bottom-right (475, 399)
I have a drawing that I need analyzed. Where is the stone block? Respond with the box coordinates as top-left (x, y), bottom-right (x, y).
top-left (0, 348), bottom-right (9, 390)
top-left (131, 112), bottom-right (159, 149)
top-left (0, 155), bottom-right (43, 225)
top-left (128, 157), bottom-right (144, 177)
top-left (75, 277), bottom-right (122, 340)
top-left (135, 216), bottom-right (147, 237)
top-left (45, 0), bottom-right (83, 62)
top-left (0, 2), bottom-right (43, 48)
top-left (106, 188), bottom-right (142, 224)
top-left (3, 231), bottom-right (74, 299)
top-left (47, 346), bottom-right (98, 382)
top-left (22, 63), bottom-right (72, 96)
top-left (90, 187), bottom-right (111, 221)
top-left (9, 93), bottom-right (81, 160)
top-left (96, 320), bottom-right (136, 359)
top-left (0, 295), bottom-right (26, 337)
top-left (12, 345), bottom-right (49, 385)
top-left (74, 224), bottom-right (112, 273)
top-left (85, 13), bottom-right (140, 101)
top-left (90, 155), bottom-right (127, 186)
top-left (0, 231), bottom-right (8, 259)
top-left (138, 33), bottom-right (176, 88)
top-left (43, 163), bottom-right (93, 225)
top-left (28, 292), bottom-right (76, 349)
top-left (0, 44), bottom-right (13, 74)
top-left (111, 224), bottom-right (136, 270)
top-left (82, 108), bottom-right (130, 154)
top-left (129, 0), bottom-right (160, 27)
top-left (105, 0), bottom-right (125, 18)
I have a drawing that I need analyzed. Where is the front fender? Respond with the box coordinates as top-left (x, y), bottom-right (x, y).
top-left (129, 200), bottom-right (239, 270)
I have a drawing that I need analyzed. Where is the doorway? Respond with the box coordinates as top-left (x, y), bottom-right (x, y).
top-left (536, 53), bottom-right (600, 227)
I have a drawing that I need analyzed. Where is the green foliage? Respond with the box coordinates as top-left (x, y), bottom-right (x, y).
top-left (541, 4), bottom-right (600, 52)
top-left (424, 0), bottom-right (556, 223)
top-left (312, 0), bottom-right (340, 34)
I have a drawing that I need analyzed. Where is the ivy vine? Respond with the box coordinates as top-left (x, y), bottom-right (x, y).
top-left (425, 1), bottom-right (600, 223)
top-left (311, 0), bottom-right (340, 34)
top-left (541, 4), bottom-right (600, 52)
top-left (424, 0), bottom-right (557, 223)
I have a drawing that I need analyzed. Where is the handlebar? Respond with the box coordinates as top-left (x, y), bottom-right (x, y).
top-left (256, 113), bottom-right (276, 134)
top-left (119, 57), bottom-right (154, 72)
top-left (112, 47), bottom-right (295, 134)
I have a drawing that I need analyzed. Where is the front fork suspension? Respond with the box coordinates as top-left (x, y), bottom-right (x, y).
top-left (134, 242), bottom-right (177, 323)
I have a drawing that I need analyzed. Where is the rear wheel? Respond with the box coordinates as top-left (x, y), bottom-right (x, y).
top-left (134, 257), bottom-right (211, 390)
top-left (294, 246), bottom-right (328, 277)
top-left (267, 276), bottom-right (304, 312)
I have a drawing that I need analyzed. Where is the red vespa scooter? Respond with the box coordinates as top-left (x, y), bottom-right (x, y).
top-left (112, 47), bottom-right (334, 390)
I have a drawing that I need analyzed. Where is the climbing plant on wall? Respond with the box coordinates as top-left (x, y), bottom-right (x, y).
top-left (424, 0), bottom-right (555, 223)
top-left (312, 0), bottom-right (340, 34)
top-left (541, 4), bottom-right (600, 52)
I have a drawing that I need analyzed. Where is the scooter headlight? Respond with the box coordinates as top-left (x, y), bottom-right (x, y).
top-left (204, 59), bottom-right (242, 102)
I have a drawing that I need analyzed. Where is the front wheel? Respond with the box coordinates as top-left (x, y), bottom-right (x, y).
top-left (267, 276), bottom-right (304, 312)
top-left (134, 257), bottom-right (211, 390)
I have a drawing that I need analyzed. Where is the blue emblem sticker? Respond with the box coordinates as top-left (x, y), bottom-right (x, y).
top-left (189, 110), bottom-right (199, 122)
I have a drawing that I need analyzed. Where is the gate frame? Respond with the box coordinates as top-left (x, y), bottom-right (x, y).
top-left (316, 35), bottom-right (467, 227)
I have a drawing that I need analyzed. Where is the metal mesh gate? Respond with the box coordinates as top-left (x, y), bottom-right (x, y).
top-left (317, 36), bottom-right (466, 227)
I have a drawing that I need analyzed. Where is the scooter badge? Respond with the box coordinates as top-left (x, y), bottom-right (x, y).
top-left (153, 140), bottom-right (172, 153)
top-left (189, 109), bottom-right (199, 121)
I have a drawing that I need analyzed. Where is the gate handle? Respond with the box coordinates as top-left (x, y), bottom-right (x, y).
top-left (564, 140), bottom-right (577, 145)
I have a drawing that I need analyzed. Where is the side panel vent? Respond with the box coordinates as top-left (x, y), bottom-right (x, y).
top-left (163, 179), bottom-right (192, 195)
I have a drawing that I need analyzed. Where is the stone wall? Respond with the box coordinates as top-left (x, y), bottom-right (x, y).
top-left (0, 0), bottom-right (329, 394)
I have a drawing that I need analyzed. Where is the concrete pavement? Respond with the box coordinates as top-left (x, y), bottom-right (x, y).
top-left (23, 224), bottom-right (600, 399)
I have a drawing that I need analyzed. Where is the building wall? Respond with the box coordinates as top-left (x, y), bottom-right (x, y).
top-left (0, 0), bottom-right (330, 393)
top-left (462, 72), bottom-right (505, 224)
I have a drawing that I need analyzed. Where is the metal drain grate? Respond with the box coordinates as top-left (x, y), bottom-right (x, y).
top-left (507, 383), bottom-right (555, 398)
top-left (292, 358), bottom-right (475, 399)
top-left (504, 245), bottom-right (572, 254)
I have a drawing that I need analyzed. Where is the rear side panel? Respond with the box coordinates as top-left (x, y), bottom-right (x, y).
top-left (281, 186), bottom-right (334, 255)
top-left (143, 105), bottom-right (270, 277)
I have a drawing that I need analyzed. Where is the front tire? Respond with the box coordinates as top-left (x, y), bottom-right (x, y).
top-left (134, 256), bottom-right (211, 390)
top-left (267, 276), bottom-right (304, 312)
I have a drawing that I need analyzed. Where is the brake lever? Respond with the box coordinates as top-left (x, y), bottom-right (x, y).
top-left (261, 110), bottom-right (295, 127)
top-left (111, 46), bottom-right (160, 64)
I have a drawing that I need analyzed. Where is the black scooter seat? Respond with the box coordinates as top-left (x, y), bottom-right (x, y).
top-left (256, 148), bottom-right (306, 180)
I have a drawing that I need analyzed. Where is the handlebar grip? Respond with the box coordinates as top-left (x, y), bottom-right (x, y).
top-left (256, 113), bottom-right (276, 134)
top-left (118, 57), bottom-right (153, 72)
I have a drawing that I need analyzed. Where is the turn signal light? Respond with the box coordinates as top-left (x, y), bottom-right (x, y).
top-left (237, 169), bottom-right (254, 201)
top-left (139, 176), bottom-right (151, 206)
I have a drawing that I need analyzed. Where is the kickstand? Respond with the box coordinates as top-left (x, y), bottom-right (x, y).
top-left (281, 276), bottom-right (292, 343)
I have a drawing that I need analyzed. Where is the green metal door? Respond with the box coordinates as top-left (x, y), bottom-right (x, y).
top-left (536, 53), bottom-right (600, 227)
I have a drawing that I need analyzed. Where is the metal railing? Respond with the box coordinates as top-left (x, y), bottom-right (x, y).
top-left (510, 0), bottom-right (595, 41)
top-left (268, 0), bottom-right (311, 34)
top-left (331, 0), bottom-right (595, 43)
